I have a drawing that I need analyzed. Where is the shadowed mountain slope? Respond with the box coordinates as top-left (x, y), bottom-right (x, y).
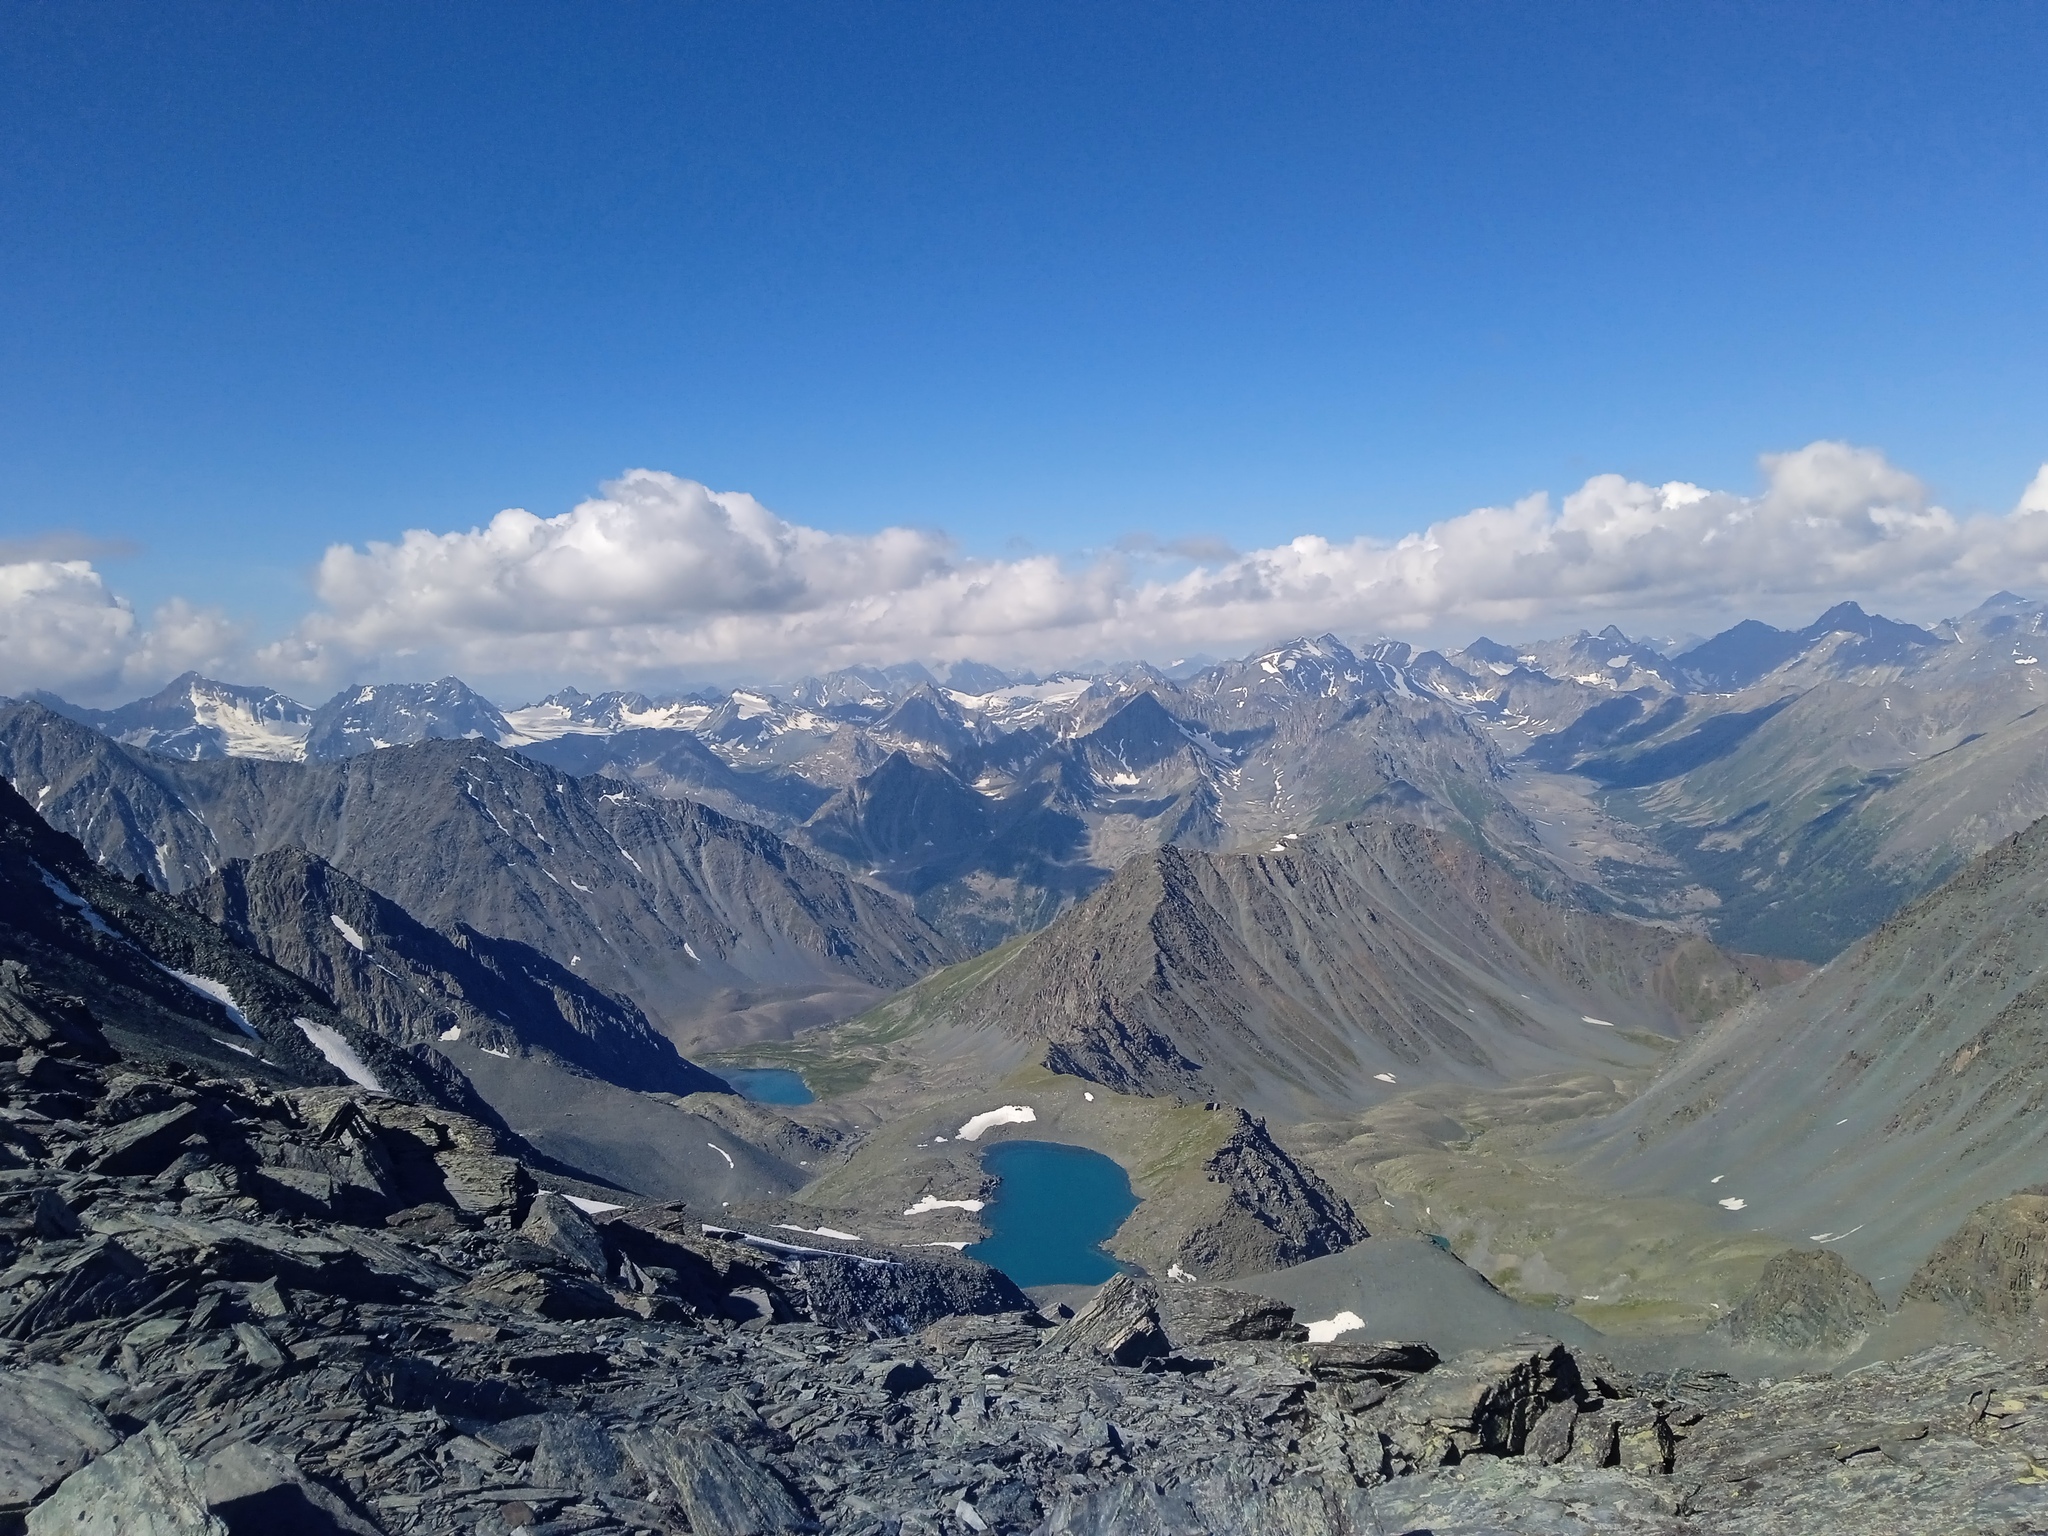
top-left (0, 776), bottom-right (478, 1109)
top-left (183, 846), bottom-right (726, 1095)
top-left (858, 819), bottom-right (1794, 1117)
top-left (0, 707), bottom-right (953, 1048)
top-left (1569, 813), bottom-right (2048, 1296)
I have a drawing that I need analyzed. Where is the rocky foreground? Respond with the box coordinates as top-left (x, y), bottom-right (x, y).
top-left (4, 988), bottom-right (2048, 1534)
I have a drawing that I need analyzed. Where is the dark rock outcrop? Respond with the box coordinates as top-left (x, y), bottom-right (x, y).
top-left (1721, 1248), bottom-right (1884, 1353)
top-left (1902, 1190), bottom-right (2048, 1328)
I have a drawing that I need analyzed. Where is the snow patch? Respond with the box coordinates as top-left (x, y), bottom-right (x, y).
top-left (329, 914), bottom-right (368, 952)
top-left (160, 968), bottom-right (260, 1039)
top-left (903, 1195), bottom-right (985, 1216)
top-left (293, 1019), bottom-right (386, 1093)
top-left (1374, 1072), bottom-right (1397, 1083)
top-left (562, 1195), bottom-right (624, 1215)
top-left (775, 1223), bottom-right (861, 1242)
top-left (1718, 1197), bottom-right (1747, 1211)
top-left (955, 1105), bottom-right (1036, 1141)
top-left (1167, 1263), bottom-right (1197, 1284)
top-left (1581, 1015), bottom-right (1615, 1027)
top-left (35, 864), bottom-right (116, 936)
top-left (708, 1143), bottom-right (735, 1169)
top-left (439, 1026), bottom-right (462, 1042)
top-left (481, 1047), bottom-right (512, 1059)
top-left (1305, 1311), bottom-right (1365, 1343)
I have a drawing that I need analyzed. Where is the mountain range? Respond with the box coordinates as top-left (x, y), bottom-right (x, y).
top-left (0, 711), bottom-right (951, 1051)
top-left (6, 587), bottom-right (2048, 1536)
top-left (25, 593), bottom-right (2048, 968)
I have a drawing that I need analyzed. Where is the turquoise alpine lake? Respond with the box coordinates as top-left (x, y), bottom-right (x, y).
top-left (966, 1139), bottom-right (1140, 1288)
top-left (721, 1067), bottom-right (815, 1105)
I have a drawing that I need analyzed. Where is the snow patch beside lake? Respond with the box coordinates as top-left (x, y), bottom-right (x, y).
top-left (956, 1105), bottom-right (1035, 1141)
top-left (904, 1195), bottom-right (985, 1215)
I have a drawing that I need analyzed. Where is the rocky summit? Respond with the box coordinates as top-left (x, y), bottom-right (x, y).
top-left (1, 978), bottom-right (2045, 1535)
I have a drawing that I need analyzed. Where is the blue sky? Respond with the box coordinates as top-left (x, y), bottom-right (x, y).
top-left (3, 2), bottom-right (2046, 697)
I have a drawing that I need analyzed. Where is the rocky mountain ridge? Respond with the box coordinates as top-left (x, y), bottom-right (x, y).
top-left (859, 819), bottom-right (1794, 1117)
top-left (23, 591), bottom-right (2048, 965)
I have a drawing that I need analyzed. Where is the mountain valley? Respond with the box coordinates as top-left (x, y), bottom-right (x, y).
top-left (6, 593), bottom-right (2048, 1531)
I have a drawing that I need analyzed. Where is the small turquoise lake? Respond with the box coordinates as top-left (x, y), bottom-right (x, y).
top-left (966, 1139), bottom-right (1139, 1288)
top-left (722, 1067), bottom-right (815, 1105)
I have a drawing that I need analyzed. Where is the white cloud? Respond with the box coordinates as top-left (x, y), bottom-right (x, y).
top-left (265, 445), bottom-right (2048, 687)
top-left (2018, 463), bottom-right (2048, 516)
top-left (0, 560), bottom-right (238, 700)
top-left (13, 444), bottom-right (2048, 701)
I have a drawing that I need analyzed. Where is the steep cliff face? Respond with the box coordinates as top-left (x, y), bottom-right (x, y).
top-left (1573, 816), bottom-right (2048, 1293)
top-left (899, 819), bottom-right (1786, 1115)
top-left (184, 847), bottom-right (725, 1095)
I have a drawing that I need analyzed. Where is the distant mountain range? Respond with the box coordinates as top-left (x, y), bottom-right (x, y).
top-left (12, 590), bottom-right (2048, 966)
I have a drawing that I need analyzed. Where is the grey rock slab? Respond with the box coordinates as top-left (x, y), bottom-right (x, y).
top-left (629, 1428), bottom-right (818, 1534)
top-left (528, 1413), bottom-right (632, 1496)
top-left (1156, 1284), bottom-right (1301, 1347)
top-left (0, 1370), bottom-right (118, 1508)
top-left (202, 1439), bottom-right (381, 1536)
top-left (27, 1421), bottom-right (228, 1535)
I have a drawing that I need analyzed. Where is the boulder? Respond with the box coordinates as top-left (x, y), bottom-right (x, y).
top-left (627, 1429), bottom-right (817, 1534)
top-left (0, 1370), bottom-right (118, 1511)
top-left (1523, 1399), bottom-right (1578, 1465)
top-left (202, 1440), bottom-right (381, 1535)
top-left (1047, 1274), bottom-right (1172, 1368)
top-left (1377, 1338), bottom-right (1585, 1464)
top-left (519, 1191), bottom-right (608, 1276)
top-left (795, 1249), bottom-right (1030, 1336)
top-left (434, 1149), bottom-right (529, 1219)
top-left (529, 1414), bottom-right (632, 1496)
top-left (460, 1265), bottom-right (618, 1320)
top-left (78, 1102), bottom-right (203, 1177)
top-left (0, 1236), bottom-right (159, 1339)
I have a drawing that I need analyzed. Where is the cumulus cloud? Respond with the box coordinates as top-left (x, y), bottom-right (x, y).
top-left (12, 443), bottom-right (2048, 701)
top-left (264, 445), bottom-right (2048, 687)
top-left (0, 560), bottom-right (238, 700)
